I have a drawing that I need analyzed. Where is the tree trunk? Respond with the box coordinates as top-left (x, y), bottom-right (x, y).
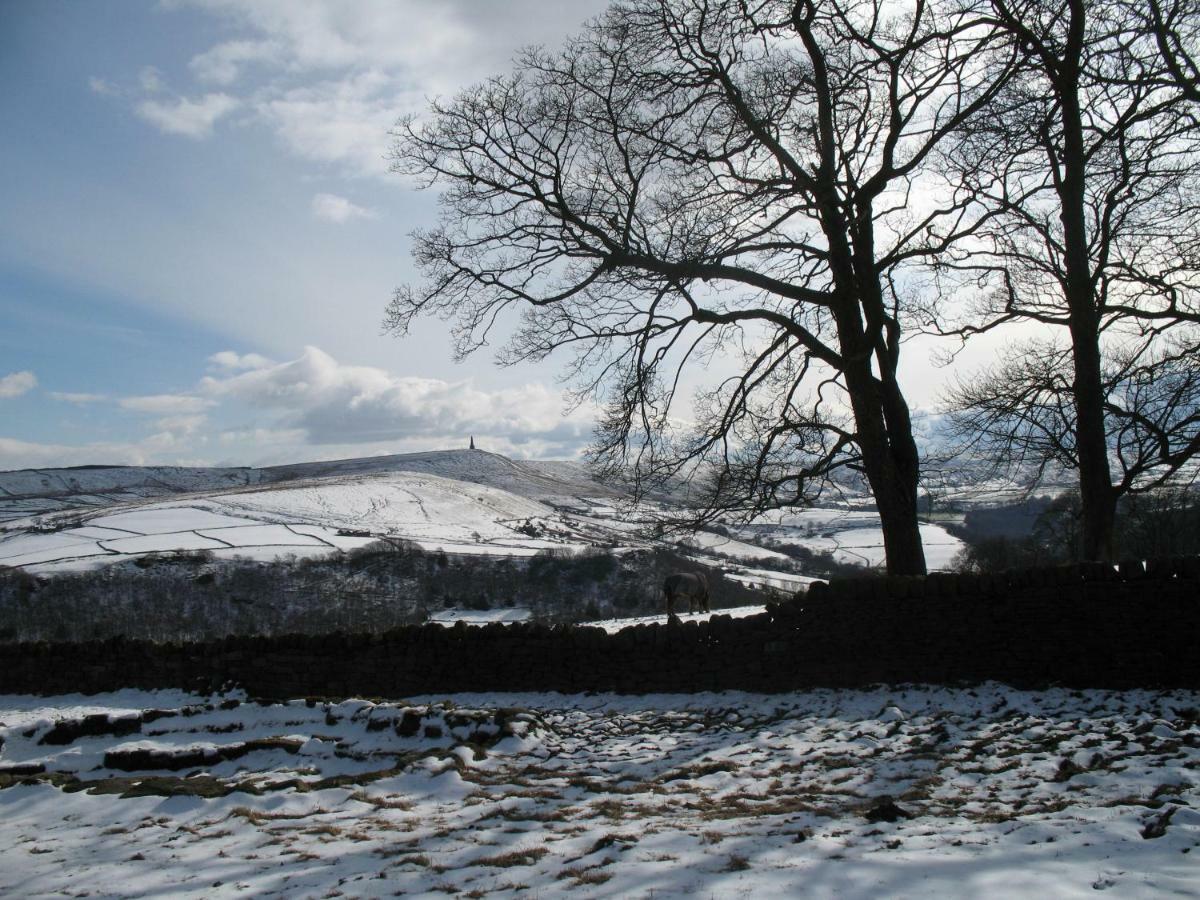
top-left (1057, 0), bottom-right (1117, 561)
top-left (872, 460), bottom-right (927, 575)
top-left (1069, 323), bottom-right (1118, 560)
top-left (843, 355), bottom-right (928, 576)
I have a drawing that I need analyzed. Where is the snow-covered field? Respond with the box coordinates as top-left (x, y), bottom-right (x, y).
top-left (584, 604), bottom-right (769, 633)
top-left (1, 685), bottom-right (1196, 898)
top-left (0, 451), bottom-right (966, 589)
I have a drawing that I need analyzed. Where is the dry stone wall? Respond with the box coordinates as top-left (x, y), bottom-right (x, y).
top-left (1, 557), bottom-right (1197, 697)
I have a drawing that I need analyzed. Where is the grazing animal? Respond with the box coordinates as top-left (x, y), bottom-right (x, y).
top-left (663, 571), bottom-right (710, 618)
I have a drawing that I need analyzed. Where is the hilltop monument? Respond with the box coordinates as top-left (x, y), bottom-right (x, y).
top-left (469, 436), bottom-right (476, 450)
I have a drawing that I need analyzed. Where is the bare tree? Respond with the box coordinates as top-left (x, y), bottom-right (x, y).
top-left (944, 335), bottom-right (1200, 527)
top-left (1148, 0), bottom-right (1200, 101)
top-left (937, 0), bottom-right (1200, 560)
top-left (389, 0), bottom-right (1016, 575)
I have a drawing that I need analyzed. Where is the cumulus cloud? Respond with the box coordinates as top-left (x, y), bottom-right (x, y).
top-left (136, 92), bottom-right (240, 138)
top-left (256, 72), bottom-right (400, 176)
top-left (189, 38), bottom-right (281, 85)
top-left (208, 350), bottom-right (274, 371)
top-left (49, 391), bottom-right (106, 404)
top-left (0, 371), bottom-right (37, 399)
top-left (120, 394), bottom-right (215, 415)
top-left (155, 414), bottom-right (208, 435)
top-left (139, 65), bottom-right (166, 92)
top-left (3, 350), bottom-right (594, 469)
top-left (88, 76), bottom-right (119, 96)
top-left (0, 436), bottom-right (156, 470)
top-left (201, 346), bottom-right (592, 448)
top-left (175, 0), bottom-right (473, 77)
top-left (311, 192), bottom-right (375, 223)
top-left (143, 0), bottom-right (609, 177)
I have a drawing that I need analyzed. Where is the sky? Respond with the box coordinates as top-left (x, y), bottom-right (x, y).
top-left (0, 0), bottom-right (999, 472)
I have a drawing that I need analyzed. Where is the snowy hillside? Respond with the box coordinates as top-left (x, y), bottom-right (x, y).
top-left (0, 450), bottom-right (965, 590)
top-left (260, 450), bottom-right (628, 503)
top-left (0, 464), bottom-right (263, 523)
top-left (0, 450), bottom-right (619, 524)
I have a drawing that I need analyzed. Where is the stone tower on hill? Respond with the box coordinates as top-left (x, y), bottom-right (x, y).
top-left (469, 436), bottom-right (476, 450)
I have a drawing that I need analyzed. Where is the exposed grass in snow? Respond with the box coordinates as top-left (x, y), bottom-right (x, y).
top-left (1, 684), bottom-right (1198, 898)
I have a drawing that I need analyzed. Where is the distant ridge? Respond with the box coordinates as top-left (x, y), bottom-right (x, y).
top-left (0, 449), bottom-right (620, 523)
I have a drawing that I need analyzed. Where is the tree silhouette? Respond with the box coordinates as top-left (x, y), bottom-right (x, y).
top-left (390, 0), bottom-right (1016, 574)
top-left (937, 0), bottom-right (1200, 560)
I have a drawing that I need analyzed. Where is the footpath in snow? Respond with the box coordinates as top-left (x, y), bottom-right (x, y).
top-left (1, 684), bottom-right (1197, 898)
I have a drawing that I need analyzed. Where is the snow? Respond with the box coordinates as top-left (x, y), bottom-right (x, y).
top-left (98, 532), bottom-right (232, 554)
top-left (195, 524), bottom-right (328, 548)
top-left (740, 511), bottom-right (964, 571)
top-left (2, 450), bottom-right (963, 582)
top-left (210, 473), bottom-right (553, 541)
top-left (584, 604), bottom-right (769, 632)
top-left (90, 507), bottom-right (256, 533)
top-left (680, 530), bottom-right (795, 562)
top-left (428, 607), bottom-right (533, 626)
top-left (2, 684), bottom-right (1197, 898)
top-left (0, 542), bottom-right (118, 568)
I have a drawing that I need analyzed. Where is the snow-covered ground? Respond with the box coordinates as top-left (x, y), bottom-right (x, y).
top-left (1, 685), bottom-right (1197, 898)
top-left (583, 604), bottom-right (769, 633)
top-left (429, 607), bottom-right (534, 626)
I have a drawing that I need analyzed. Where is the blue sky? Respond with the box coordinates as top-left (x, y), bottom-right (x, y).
top-left (0, 0), bottom-right (994, 472)
top-left (0, 0), bottom-right (614, 469)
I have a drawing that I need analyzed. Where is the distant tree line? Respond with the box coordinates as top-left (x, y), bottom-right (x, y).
top-left (952, 485), bottom-right (1200, 572)
top-left (0, 543), bottom-right (763, 643)
top-left (391, 0), bottom-right (1200, 570)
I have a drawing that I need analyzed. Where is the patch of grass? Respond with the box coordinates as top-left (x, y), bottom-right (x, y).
top-left (590, 798), bottom-right (628, 820)
top-left (228, 806), bottom-right (311, 826)
top-left (587, 833), bottom-right (633, 855)
top-left (688, 790), bottom-right (840, 820)
top-left (349, 790), bottom-right (413, 810)
top-left (477, 803), bottom-right (569, 824)
top-left (723, 853), bottom-right (751, 872)
top-left (306, 823), bottom-right (343, 838)
top-left (558, 865), bottom-right (614, 886)
top-left (659, 760), bottom-right (739, 783)
top-left (472, 846), bottom-right (549, 868)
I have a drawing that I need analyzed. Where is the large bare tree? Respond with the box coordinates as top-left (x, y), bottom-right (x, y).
top-left (937, 0), bottom-right (1200, 560)
top-left (389, 0), bottom-right (1015, 575)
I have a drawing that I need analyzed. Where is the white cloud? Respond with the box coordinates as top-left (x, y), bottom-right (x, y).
top-left (49, 391), bottom-right (106, 404)
top-left (256, 71), bottom-right (400, 177)
top-left (175, 0), bottom-right (473, 75)
top-left (151, 0), bottom-right (608, 177)
top-left (155, 414), bottom-right (208, 435)
top-left (201, 346), bottom-right (592, 448)
top-left (139, 66), bottom-right (165, 92)
top-left (136, 92), bottom-right (240, 139)
top-left (189, 38), bottom-right (280, 85)
top-left (120, 394), bottom-right (215, 415)
top-left (88, 76), bottom-right (119, 96)
top-left (0, 436), bottom-right (157, 470)
top-left (208, 350), bottom-right (274, 371)
top-left (312, 192), bottom-right (375, 223)
top-left (0, 371), bottom-right (37, 399)
top-left (3, 350), bottom-right (594, 470)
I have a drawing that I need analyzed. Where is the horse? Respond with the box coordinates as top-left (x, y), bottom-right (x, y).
top-left (663, 571), bottom-right (710, 618)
